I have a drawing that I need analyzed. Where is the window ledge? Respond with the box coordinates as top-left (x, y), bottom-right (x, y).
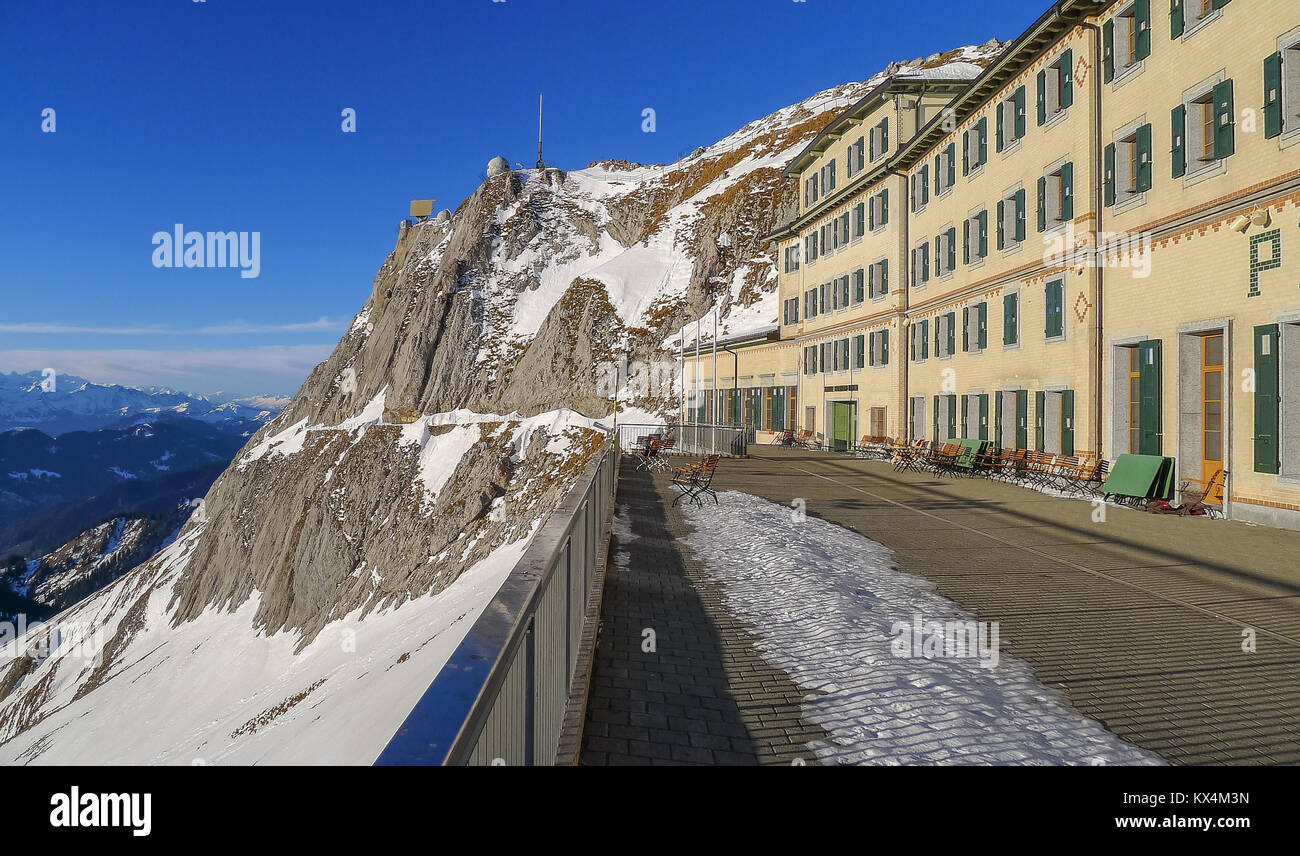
top-left (1184, 158), bottom-right (1226, 188)
top-left (872, 225), bottom-right (888, 234)
top-left (1045, 335), bottom-right (1067, 345)
top-left (1002, 241), bottom-right (1024, 257)
top-left (1115, 191), bottom-right (1147, 214)
top-left (1112, 60), bottom-right (1145, 90)
top-left (1044, 108), bottom-right (1069, 130)
top-left (1003, 342), bottom-right (1021, 351)
top-left (1000, 139), bottom-right (1023, 157)
top-left (1183, 11), bottom-right (1222, 41)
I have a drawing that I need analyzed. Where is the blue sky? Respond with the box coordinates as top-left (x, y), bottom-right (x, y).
top-left (0, 0), bottom-right (1043, 396)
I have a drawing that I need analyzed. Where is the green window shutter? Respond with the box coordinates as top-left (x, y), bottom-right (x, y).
top-left (921, 320), bottom-right (929, 360)
top-left (1213, 78), bottom-right (1235, 159)
top-left (933, 395), bottom-right (940, 441)
top-left (882, 188), bottom-right (889, 224)
top-left (1103, 20), bottom-right (1115, 82)
top-left (963, 220), bottom-right (971, 265)
top-left (1036, 70), bottom-right (1048, 125)
top-left (1003, 294), bottom-right (1017, 345)
top-left (1135, 0), bottom-right (1151, 60)
top-left (947, 227), bottom-right (957, 271)
top-left (865, 334), bottom-right (874, 367)
top-left (868, 197), bottom-right (876, 230)
top-left (857, 268), bottom-right (867, 302)
top-left (921, 165), bottom-right (930, 204)
top-left (947, 395), bottom-right (958, 440)
top-left (979, 394), bottom-right (990, 442)
top-left (977, 302), bottom-right (987, 350)
top-left (1104, 142), bottom-right (1117, 206)
top-left (1211, 0), bottom-right (1231, 8)
top-left (1034, 391), bottom-right (1046, 451)
top-left (961, 395), bottom-right (969, 437)
top-left (934, 155), bottom-right (942, 194)
top-left (962, 130), bottom-right (971, 174)
top-left (1171, 104), bottom-right (1186, 177)
top-left (1254, 324), bottom-right (1281, 473)
top-left (1060, 49), bottom-right (1074, 108)
top-left (881, 330), bottom-right (889, 365)
top-left (946, 312), bottom-right (956, 356)
top-left (962, 306), bottom-right (970, 352)
top-left (881, 259), bottom-right (889, 294)
top-left (1015, 389), bottom-right (1029, 450)
top-left (1014, 188), bottom-right (1026, 242)
top-left (946, 143), bottom-right (956, 187)
top-left (1171, 0), bottom-right (1184, 38)
top-left (1060, 162), bottom-right (1074, 220)
top-left (994, 392), bottom-right (1004, 446)
top-left (996, 200), bottom-right (1006, 250)
top-left (996, 101), bottom-right (1005, 152)
top-left (1015, 86), bottom-right (1026, 138)
top-left (1135, 124), bottom-right (1153, 192)
top-left (977, 210), bottom-right (988, 257)
top-left (1265, 52), bottom-right (1284, 139)
top-left (922, 243), bottom-right (929, 281)
top-left (977, 117), bottom-right (987, 165)
top-left (1037, 176), bottom-right (1048, 232)
top-left (1046, 280), bottom-right (1064, 339)
top-left (880, 117), bottom-right (889, 151)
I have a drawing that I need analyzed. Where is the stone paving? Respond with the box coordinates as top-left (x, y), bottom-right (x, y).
top-left (581, 445), bottom-right (1300, 765)
top-left (580, 460), bottom-right (828, 765)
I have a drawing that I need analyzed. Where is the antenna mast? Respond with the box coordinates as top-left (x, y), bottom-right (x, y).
top-left (537, 93), bottom-right (545, 170)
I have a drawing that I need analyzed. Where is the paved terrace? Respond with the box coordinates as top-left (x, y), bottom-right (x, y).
top-left (582, 446), bottom-right (1300, 765)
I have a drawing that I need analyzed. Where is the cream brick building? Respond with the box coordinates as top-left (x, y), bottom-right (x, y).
top-left (683, 0), bottom-right (1300, 529)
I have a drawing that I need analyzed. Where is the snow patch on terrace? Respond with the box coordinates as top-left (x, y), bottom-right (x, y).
top-left (680, 492), bottom-right (1163, 766)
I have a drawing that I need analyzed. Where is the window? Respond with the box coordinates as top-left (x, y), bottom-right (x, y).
top-left (1105, 124), bottom-right (1153, 205)
top-left (935, 143), bottom-right (957, 194)
top-left (852, 201), bottom-right (867, 239)
top-left (1037, 50), bottom-right (1075, 123)
top-left (962, 302), bottom-right (988, 352)
top-left (803, 345), bottom-right (819, 375)
top-left (783, 296), bottom-right (800, 326)
top-left (1003, 292), bottom-right (1020, 346)
top-left (909, 396), bottom-right (927, 441)
top-left (935, 312), bottom-right (957, 359)
top-left (804, 230), bottom-right (819, 263)
top-left (867, 330), bottom-right (890, 366)
top-left (868, 258), bottom-right (889, 299)
top-left (1127, 345), bottom-right (1142, 452)
top-left (910, 318), bottom-right (930, 361)
top-left (869, 189), bottom-right (889, 230)
top-left (805, 175), bottom-right (819, 206)
top-left (848, 136), bottom-right (866, 178)
top-left (1037, 161), bottom-right (1074, 230)
top-left (820, 281), bottom-right (830, 312)
top-left (911, 167), bottom-right (930, 210)
top-left (962, 118), bottom-right (988, 174)
top-left (1263, 43), bottom-right (1300, 140)
top-left (912, 241), bottom-right (930, 285)
top-left (1045, 278), bottom-right (1065, 340)
top-left (1172, 0), bottom-right (1231, 39)
top-left (869, 118), bottom-right (889, 162)
top-left (963, 210), bottom-right (988, 264)
top-left (997, 187), bottom-right (1027, 248)
top-left (838, 274), bottom-right (850, 310)
top-left (854, 334), bottom-right (866, 369)
top-left (852, 268), bottom-right (866, 304)
top-left (820, 160), bottom-right (837, 195)
top-left (1104, 2), bottom-right (1151, 83)
top-left (1173, 79), bottom-right (1234, 176)
top-left (996, 87), bottom-right (1026, 151)
top-left (783, 244), bottom-right (801, 273)
top-left (934, 227), bottom-right (957, 277)
top-left (804, 287), bottom-right (819, 318)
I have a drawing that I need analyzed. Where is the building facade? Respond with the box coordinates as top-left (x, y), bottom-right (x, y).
top-left (683, 0), bottom-right (1300, 530)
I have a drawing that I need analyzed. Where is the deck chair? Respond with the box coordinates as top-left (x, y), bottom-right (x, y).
top-left (671, 455), bottom-right (721, 507)
top-left (1176, 469), bottom-right (1227, 518)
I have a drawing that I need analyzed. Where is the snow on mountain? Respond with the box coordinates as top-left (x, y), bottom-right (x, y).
top-left (0, 44), bottom-right (1003, 765)
top-left (0, 371), bottom-right (283, 435)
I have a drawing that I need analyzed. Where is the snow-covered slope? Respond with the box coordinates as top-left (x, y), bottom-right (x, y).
top-left (0, 44), bottom-right (1003, 765)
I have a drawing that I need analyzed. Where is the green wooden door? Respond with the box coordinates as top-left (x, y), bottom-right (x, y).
top-left (1138, 339), bottom-right (1163, 455)
top-left (1061, 390), bottom-right (1075, 455)
top-left (1015, 390), bottom-right (1028, 450)
top-left (979, 394), bottom-right (990, 441)
top-left (831, 402), bottom-right (855, 452)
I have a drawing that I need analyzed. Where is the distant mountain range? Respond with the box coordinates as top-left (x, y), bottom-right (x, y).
top-left (0, 370), bottom-right (288, 436)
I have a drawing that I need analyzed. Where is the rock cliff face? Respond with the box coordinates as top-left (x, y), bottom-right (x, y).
top-left (0, 46), bottom-right (1002, 764)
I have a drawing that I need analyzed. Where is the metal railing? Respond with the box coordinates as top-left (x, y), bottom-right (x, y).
top-left (375, 443), bottom-right (618, 766)
top-left (615, 422), bottom-right (750, 457)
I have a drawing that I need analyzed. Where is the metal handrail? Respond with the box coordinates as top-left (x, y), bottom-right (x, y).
top-left (375, 442), bottom-right (618, 766)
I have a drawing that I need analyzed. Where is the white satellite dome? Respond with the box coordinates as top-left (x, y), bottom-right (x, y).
top-left (487, 156), bottom-right (510, 177)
